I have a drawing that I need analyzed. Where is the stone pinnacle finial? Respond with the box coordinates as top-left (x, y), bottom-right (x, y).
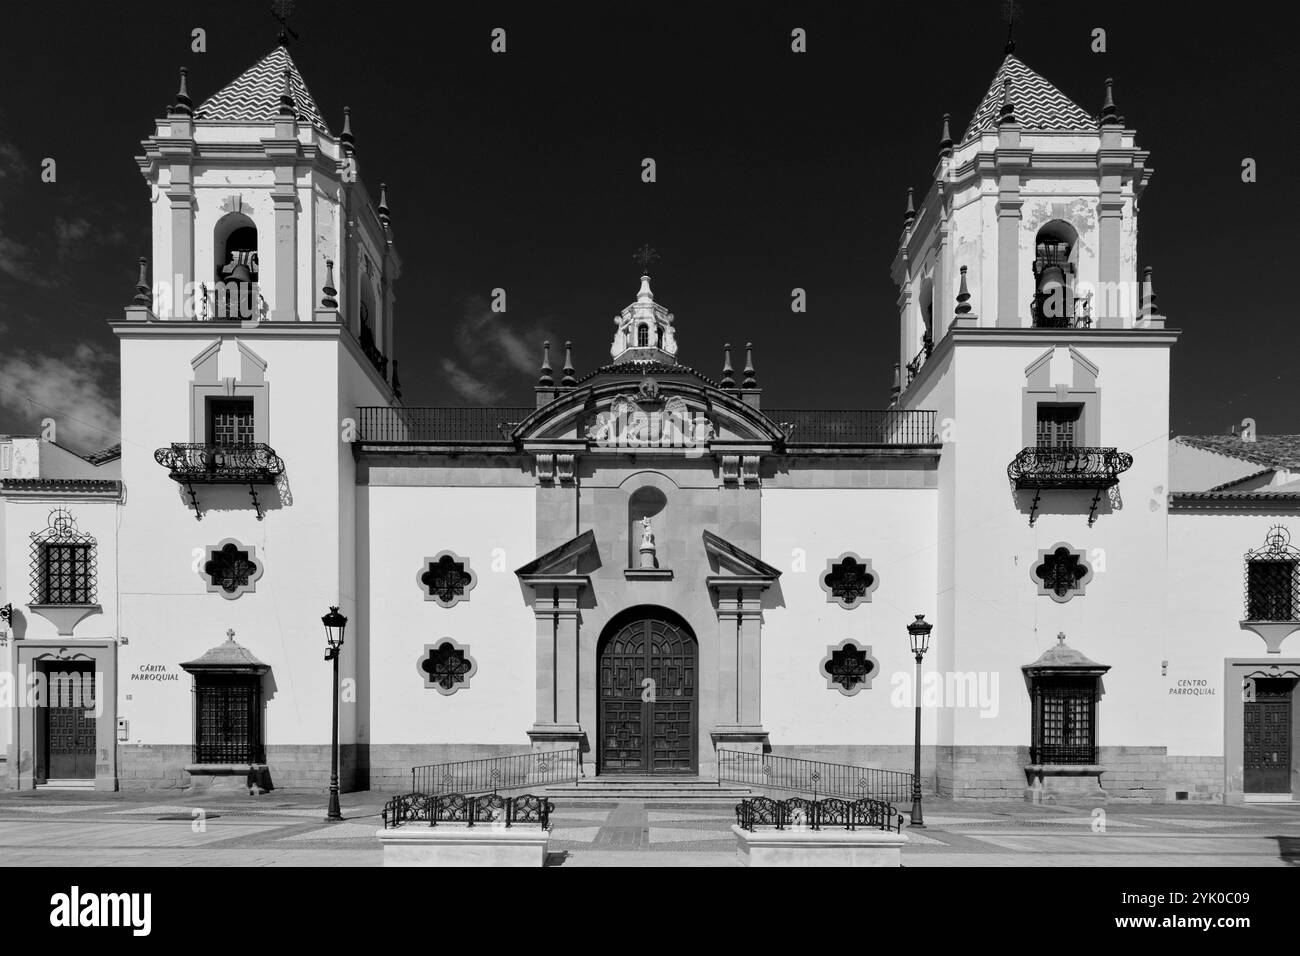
top-left (903, 187), bottom-right (916, 227)
top-left (742, 343), bottom-right (757, 388)
top-left (1100, 77), bottom-right (1120, 126)
top-left (938, 112), bottom-right (953, 158)
top-left (538, 340), bottom-right (554, 386)
top-left (278, 68), bottom-right (295, 117)
top-left (1141, 266), bottom-right (1160, 317)
top-left (340, 106), bottom-right (355, 152)
top-left (378, 183), bottom-right (391, 227)
top-left (321, 259), bottom-right (338, 309)
top-left (955, 265), bottom-right (973, 316)
top-left (173, 67), bottom-right (193, 116)
top-left (720, 343), bottom-right (736, 389)
top-left (560, 340), bottom-right (576, 387)
top-left (998, 78), bottom-right (1017, 125)
top-left (132, 257), bottom-right (152, 306)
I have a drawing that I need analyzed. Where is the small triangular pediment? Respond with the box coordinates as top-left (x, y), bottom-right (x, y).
top-left (702, 530), bottom-right (781, 580)
top-left (515, 530), bottom-right (599, 578)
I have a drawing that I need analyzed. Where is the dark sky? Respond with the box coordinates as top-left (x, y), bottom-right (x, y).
top-left (0, 1), bottom-right (1296, 452)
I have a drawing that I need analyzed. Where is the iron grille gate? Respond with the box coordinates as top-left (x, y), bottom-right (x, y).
top-left (195, 677), bottom-right (263, 764)
top-left (1031, 677), bottom-right (1098, 764)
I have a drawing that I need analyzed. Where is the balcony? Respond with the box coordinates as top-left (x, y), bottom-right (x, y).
top-left (1007, 446), bottom-right (1133, 526)
top-left (359, 321), bottom-right (390, 382)
top-left (154, 442), bottom-right (285, 520)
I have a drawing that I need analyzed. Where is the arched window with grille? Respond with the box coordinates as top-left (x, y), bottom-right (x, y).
top-left (1244, 527), bottom-right (1300, 622)
top-left (637, 324), bottom-right (650, 347)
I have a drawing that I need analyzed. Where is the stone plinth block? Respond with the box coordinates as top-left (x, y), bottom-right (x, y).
top-left (377, 825), bottom-right (550, 867)
top-left (732, 825), bottom-right (908, 867)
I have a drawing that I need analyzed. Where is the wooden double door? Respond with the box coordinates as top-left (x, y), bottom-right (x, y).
top-left (1244, 678), bottom-right (1294, 794)
top-left (43, 664), bottom-right (97, 780)
top-left (599, 615), bottom-right (697, 774)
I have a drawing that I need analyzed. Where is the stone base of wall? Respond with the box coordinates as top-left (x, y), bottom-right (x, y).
top-left (771, 744), bottom-right (1202, 803)
top-left (117, 744), bottom-right (366, 793)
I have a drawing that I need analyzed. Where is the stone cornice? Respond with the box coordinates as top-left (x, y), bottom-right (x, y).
top-left (1, 479), bottom-right (123, 501)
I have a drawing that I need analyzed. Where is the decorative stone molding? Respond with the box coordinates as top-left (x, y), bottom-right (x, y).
top-left (1031, 542), bottom-right (1094, 604)
top-left (418, 551), bottom-right (477, 608)
top-left (200, 538), bottom-right (264, 600)
top-left (555, 453), bottom-right (576, 484)
top-left (535, 453), bottom-right (555, 484)
top-left (741, 455), bottom-right (761, 485)
top-left (721, 455), bottom-right (740, 486)
top-left (820, 640), bottom-right (881, 696)
top-left (418, 639), bottom-right (478, 695)
top-left (820, 553), bottom-right (879, 609)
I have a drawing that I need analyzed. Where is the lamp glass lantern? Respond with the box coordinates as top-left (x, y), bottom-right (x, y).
top-left (322, 606), bottom-right (348, 651)
top-left (907, 614), bottom-right (932, 656)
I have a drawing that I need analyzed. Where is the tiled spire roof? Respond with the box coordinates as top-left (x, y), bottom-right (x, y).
top-left (194, 46), bottom-right (331, 134)
top-left (961, 54), bottom-right (1095, 143)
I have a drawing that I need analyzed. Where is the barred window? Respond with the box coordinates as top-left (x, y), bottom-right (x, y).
top-left (41, 544), bottom-right (93, 604)
top-left (208, 398), bottom-right (255, 446)
top-left (30, 509), bottom-right (97, 607)
top-left (1244, 527), bottom-right (1300, 623)
top-left (195, 675), bottom-right (264, 764)
top-left (1030, 677), bottom-right (1097, 765)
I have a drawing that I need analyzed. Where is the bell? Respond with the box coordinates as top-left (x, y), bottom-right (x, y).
top-left (229, 262), bottom-right (253, 283)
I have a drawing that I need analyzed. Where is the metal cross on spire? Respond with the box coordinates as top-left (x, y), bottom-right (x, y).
top-left (633, 244), bottom-right (660, 275)
top-left (1002, 0), bottom-right (1020, 54)
top-left (272, 0), bottom-right (299, 46)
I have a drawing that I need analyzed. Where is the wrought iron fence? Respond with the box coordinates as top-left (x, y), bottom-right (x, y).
top-left (1007, 446), bottom-right (1133, 488)
top-left (382, 792), bottom-right (554, 829)
top-left (356, 406), bottom-right (534, 443)
top-left (734, 796), bottom-right (903, 832)
top-left (766, 409), bottom-right (937, 445)
top-left (717, 749), bottom-right (914, 803)
top-left (410, 748), bottom-right (580, 796)
top-left (153, 443), bottom-right (285, 483)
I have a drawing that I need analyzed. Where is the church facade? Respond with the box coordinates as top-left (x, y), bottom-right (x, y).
top-left (1, 42), bottom-right (1298, 804)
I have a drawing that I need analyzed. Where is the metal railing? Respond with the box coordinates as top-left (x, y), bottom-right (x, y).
top-left (766, 409), bottom-right (937, 446)
top-left (382, 792), bottom-right (554, 829)
top-left (734, 795), bottom-right (903, 832)
top-left (356, 406), bottom-right (535, 443)
top-left (1007, 446), bottom-right (1133, 488)
top-left (410, 748), bottom-right (580, 796)
top-left (153, 443), bottom-right (285, 483)
top-left (717, 749), bottom-right (914, 803)
top-left (904, 335), bottom-right (934, 386)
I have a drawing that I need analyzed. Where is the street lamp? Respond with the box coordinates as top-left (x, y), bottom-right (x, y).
top-left (906, 613), bottom-right (933, 828)
top-left (322, 605), bottom-right (348, 822)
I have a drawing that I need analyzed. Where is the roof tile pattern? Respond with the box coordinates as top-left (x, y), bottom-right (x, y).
top-left (194, 46), bottom-right (331, 134)
top-left (1176, 435), bottom-right (1300, 472)
top-left (961, 54), bottom-right (1096, 143)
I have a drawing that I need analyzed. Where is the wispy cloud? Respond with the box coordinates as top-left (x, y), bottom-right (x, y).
top-left (440, 357), bottom-right (505, 403)
top-left (441, 295), bottom-right (556, 403)
top-left (0, 343), bottom-right (119, 452)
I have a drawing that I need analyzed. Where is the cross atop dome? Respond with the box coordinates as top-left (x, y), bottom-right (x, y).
top-left (610, 254), bottom-right (678, 365)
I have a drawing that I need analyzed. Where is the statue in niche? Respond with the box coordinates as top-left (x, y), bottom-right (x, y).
top-left (639, 516), bottom-right (658, 569)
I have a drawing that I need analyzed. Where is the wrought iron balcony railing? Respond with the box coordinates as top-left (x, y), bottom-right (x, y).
top-left (1008, 446), bottom-right (1133, 526)
top-left (154, 443), bottom-right (285, 520)
top-left (1007, 446), bottom-right (1132, 489)
top-left (359, 322), bottom-right (389, 382)
top-left (904, 334), bottom-right (934, 386)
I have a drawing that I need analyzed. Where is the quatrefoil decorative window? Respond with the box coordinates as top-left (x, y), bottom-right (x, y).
top-left (201, 539), bottom-right (263, 600)
top-left (820, 640), bottom-right (880, 697)
top-left (1031, 543), bottom-right (1094, 604)
top-left (820, 553), bottom-right (880, 609)
top-left (418, 639), bottom-right (478, 696)
top-left (417, 551), bottom-right (477, 608)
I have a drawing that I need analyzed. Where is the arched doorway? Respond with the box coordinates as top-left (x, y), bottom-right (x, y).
top-left (598, 609), bottom-right (698, 775)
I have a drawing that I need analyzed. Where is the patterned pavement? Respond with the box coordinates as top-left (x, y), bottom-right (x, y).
top-left (0, 791), bottom-right (1296, 866)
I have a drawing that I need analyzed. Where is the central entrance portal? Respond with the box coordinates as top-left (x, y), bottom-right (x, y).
top-left (598, 611), bottom-right (697, 774)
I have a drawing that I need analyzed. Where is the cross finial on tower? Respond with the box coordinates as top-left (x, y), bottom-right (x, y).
top-left (1056, 631), bottom-right (1067, 645)
top-left (271, 0), bottom-right (298, 47)
top-left (1002, 0), bottom-right (1020, 54)
top-left (633, 244), bottom-right (659, 275)
top-left (227, 627), bottom-right (237, 641)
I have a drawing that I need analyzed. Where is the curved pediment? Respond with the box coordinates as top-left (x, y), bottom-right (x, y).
top-left (512, 373), bottom-right (785, 450)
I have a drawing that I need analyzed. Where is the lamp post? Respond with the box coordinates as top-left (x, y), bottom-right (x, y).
top-left (322, 605), bottom-right (348, 822)
top-left (906, 613), bottom-right (933, 828)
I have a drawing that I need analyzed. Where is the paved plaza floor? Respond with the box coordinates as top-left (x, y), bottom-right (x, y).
top-left (0, 789), bottom-right (1296, 866)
